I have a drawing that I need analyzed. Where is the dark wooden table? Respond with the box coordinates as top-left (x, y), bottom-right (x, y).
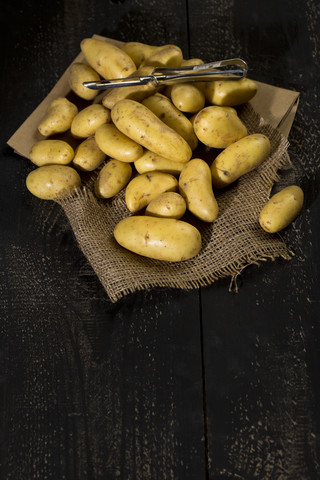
top-left (1, 1), bottom-right (320, 478)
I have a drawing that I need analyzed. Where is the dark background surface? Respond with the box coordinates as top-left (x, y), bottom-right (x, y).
top-left (1, 1), bottom-right (320, 479)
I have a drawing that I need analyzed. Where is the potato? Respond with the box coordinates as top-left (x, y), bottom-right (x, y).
top-left (29, 140), bottom-right (74, 167)
top-left (95, 123), bottom-right (143, 163)
top-left (211, 133), bottom-right (271, 188)
top-left (72, 136), bottom-right (106, 172)
top-left (94, 159), bottom-right (132, 198)
top-left (111, 99), bottom-right (192, 163)
top-left (180, 58), bottom-right (204, 66)
top-left (120, 41), bottom-right (162, 68)
top-left (125, 172), bottom-right (178, 213)
top-left (134, 150), bottom-right (186, 176)
top-left (68, 62), bottom-right (101, 100)
top-left (80, 38), bottom-right (136, 79)
top-left (71, 104), bottom-right (111, 138)
top-left (142, 93), bottom-right (198, 150)
top-left (145, 192), bottom-right (186, 219)
top-left (193, 106), bottom-right (247, 149)
top-left (170, 83), bottom-right (206, 113)
top-left (114, 216), bottom-right (202, 261)
top-left (179, 158), bottom-right (219, 222)
top-left (38, 97), bottom-right (78, 137)
top-left (205, 77), bottom-right (258, 106)
top-left (259, 185), bottom-right (304, 233)
top-left (140, 44), bottom-right (183, 68)
top-left (26, 165), bottom-right (81, 200)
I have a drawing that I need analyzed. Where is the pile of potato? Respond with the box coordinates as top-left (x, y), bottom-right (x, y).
top-left (26, 38), bottom-right (304, 262)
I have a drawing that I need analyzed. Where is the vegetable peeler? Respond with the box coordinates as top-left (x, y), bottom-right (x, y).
top-left (83, 58), bottom-right (248, 90)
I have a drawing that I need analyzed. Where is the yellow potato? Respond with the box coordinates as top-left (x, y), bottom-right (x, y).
top-left (134, 150), bottom-right (186, 176)
top-left (140, 44), bottom-right (183, 68)
top-left (193, 106), bottom-right (247, 148)
top-left (180, 58), bottom-right (204, 66)
top-left (26, 165), bottom-right (81, 200)
top-left (125, 172), bottom-right (178, 213)
top-left (179, 158), bottom-right (219, 222)
top-left (68, 62), bottom-right (101, 100)
top-left (211, 133), bottom-right (271, 188)
top-left (29, 140), bottom-right (74, 167)
top-left (94, 159), bottom-right (132, 198)
top-left (205, 77), bottom-right (258, 106)
top-left (170, 83), bottom-right (206, 113)
top-left (95, 123), bottom-right (143, 163)
top-left (259, 185), bottom-right (304, 233)
top-left (142, 94), bottom-right (198, 150)
top-left (72, 136), bottom-right (106, 172)
top-left (145, 192), bottom-right (186, 219)
top-left (38, 97), bottom-right (78, 137)
top-left (120, 41), bottom-right (162, 67)
top-left (111, 99), bottom-right (192, 163)
top-left (71, 104), bottom-right (111, 138)
top-left (114, 216), bottom-right (202, 261)
top-left (80, 38), bottom-right (136, 79)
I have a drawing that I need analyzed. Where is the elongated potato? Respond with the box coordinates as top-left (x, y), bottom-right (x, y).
top-left (134, 150), bottom-right (186, 176)
top-left (145, 192), bottom-right (186, 219)
top-left (259, 185), bottom-right (304, 233)
top-left (120, 42), bottom-right (164, 67)
top-left (71, 104), bottom-right (111, 138)
top-left (95, 123), bottom-right (143, 163)
top-left (205, 77), bottom-right (258, 106)
top-left (170, 83), bottom-right (206, 113)
top-left (140, 44), bottom-right (183, 68)
top-left (211, 133), bottom-right (271, 188)
top-left (72, 136), bottom-right (106, 172)
top-left (125, 172), bottom-right (178, 212)
top-left (142, 94), bottom-right (198, 150)
top-left (179, 158), bottom-right (219, 222)
top-left (114, 216), bottom-right (202, 261)
top-left (38, 97), bottom-right (78, 137)
top-left (193, 106), bottom-right (247, 149)
top-left (29, 140), bottom-right (74, 167)
top-left (68, 62), bottom-right (101, 100)
top-left (95, 159), bottom-right (132, 198)
top-left (111, 99), bottom-right (192, 163)
top-left (26, 165), bottom-right (81, 200)
top-left (80, 38), bottom-right (136, 79)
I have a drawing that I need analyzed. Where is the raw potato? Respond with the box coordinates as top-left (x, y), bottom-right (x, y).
top-left (211, 133), bottom-right (271, 188)
top-left (68, 62), bottom-right (101, 100)
top-left (125, 172), bottom-right (178, 213)
top-left (114, 216), bottom-right (202, 261)
top-left (134, 150), bottom-right (186, 176)
top-left (193, 106), bottom-right (247, 148)
top-left (38, 97), bottom-right (78, 137)
top-left (205, 77), bottom-right (258, 106)
top-left (111, 99), bottom-right (192, 163)
top-left (145, 192), bottom-right (186, 219)
top-left (120, 42), bottom-right (163, 67)
top-left (80, 38), bottom-right (136, 79)
top-left (95, 123), bottom-right (143, 163)
top-left (170, 83), bottom-right (206, 113)
top-left (259, 185), bottom-right (304, 233)
top-left (71, 104), bottom-right (111, 138)
top-left (180, 58), bottom-right (204, 66)
top-left (179, 158), bottom-right (219, 222)
top-left (72, 136), bottom-right (106, 172)
top-left (140, 44), bottom-right (183, 68)
top-left (29, 140), bottom-right (74, 167)
top-left (95, 159), bottom-right (132, 198)
top-left (26, 165), bottom-right (81, 200)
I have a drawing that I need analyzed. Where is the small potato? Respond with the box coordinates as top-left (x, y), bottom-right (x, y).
top-left (125, 172), bottom-right (178, 213)
top-left (205, 77), bottom-right (258, 106)
top-left (170, 83), bottom-right (206, 113)
top-left (95, 159), bottom-right (132, 199)
top-left (71, 104), bottom-right (111, 138)
top-left (140, 44), bottom-right (183, 68)
top-left (29, 140), bottom-right (74, 167)
top-left (26, 165), bottom-right (81, 200)
top-left (38, 97), bottom-right (78, 137)
top-left (211, 133), bottom-right (271, 188)
top-left (95, 123), bottom-right (143, 163)
top-left (114, 216), bottom-right (202, 262)
top-left (179, 158), bottom-right (219, 222)
top-left (134, 150), bottom-right (186, 176)
top-left (193, 106), bottom-right (247, 149)
top-left (120, 42), bottom-right (162, 67)
top-left (72, 136), bottom-right (106, 172)
top-left (259, 185), bottom-right (304, 233)
top-left (145, 192), bottom-right (186, 219)
top-left (68, 62), bottom-right (101, 100)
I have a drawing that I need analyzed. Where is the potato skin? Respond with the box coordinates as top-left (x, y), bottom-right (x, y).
top-left (120, 41), bottom-right (159, 67)
top-left (26, 165), bottom-right (81, 200)
top-left (259, 185), bottom-right (304, 233)
top-left (111, 99), bottom-right (192, 163)
top-left (72, 136), bottom-right (106, 172)
top-left (95, 123), bottom-right (143, 163)
top-left (38, 97), bottom-right (78, 137)
top-left (29, 140), bottom-right (74, 167)
top-left (140, 44), bottom-right (183, 68)
top-left (134, 150), bottom-right (186, 176)
top-left (145, 192), bottom-right (186, 219)
top-left (68, 62), bottom-right (101, 100)
top-left (95, 159), bottom-right (132, 199)
top-left (114, 216), bottom-right (202, 261)
top-left (211, 133), bottom-right (271, 188)
top-left (170, 83), bottom-right (206, 114)
top-left (205, 77), bottom-right (258, 106)
top-left (71, 104), bottom-right (111, 138)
